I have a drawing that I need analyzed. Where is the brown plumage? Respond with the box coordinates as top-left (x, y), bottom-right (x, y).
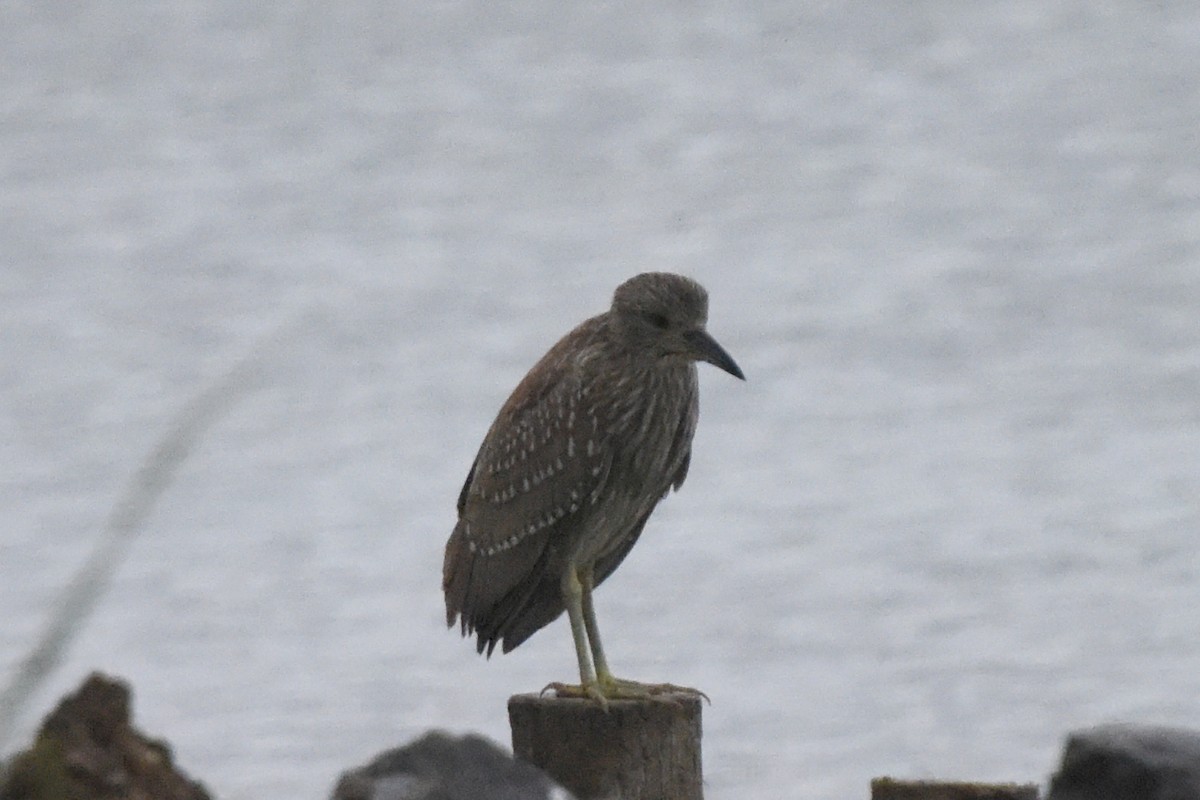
top-left (442, 272), bottom-right (743, 700)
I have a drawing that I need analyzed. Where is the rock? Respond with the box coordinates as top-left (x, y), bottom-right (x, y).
top-left (331, 731), bottom-right (573, 800)
top-left (1048, 723), bottom-right (1200, 800)
top-left (0, 672), bottom-right (210, 800)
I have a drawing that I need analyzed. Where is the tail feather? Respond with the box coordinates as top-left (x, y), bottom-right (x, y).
top-left (442, 520), bottom-right (566, 655)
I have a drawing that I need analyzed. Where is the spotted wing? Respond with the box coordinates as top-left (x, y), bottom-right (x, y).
top-left (443, 359), bottom-right (610, 654)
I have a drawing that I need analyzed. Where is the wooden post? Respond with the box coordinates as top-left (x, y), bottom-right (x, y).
top-left (871, 778), bottom-right (1040, 800)
top-left (508, 693), bottom-right (703, 800)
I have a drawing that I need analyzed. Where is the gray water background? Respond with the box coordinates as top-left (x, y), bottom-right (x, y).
top-left (3, 2), bottom-right (1199, 798)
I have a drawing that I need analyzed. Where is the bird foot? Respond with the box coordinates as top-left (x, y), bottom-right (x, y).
top-left (541, 681), bottom-right (611, 708)
top-left (601, 676), bottom-right (711, 704)
top-left (541, 677), bottom-right (709, 708)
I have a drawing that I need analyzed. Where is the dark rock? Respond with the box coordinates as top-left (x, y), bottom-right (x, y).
top-left (1049, 723), bottom-right (1200, 800)
top-left (332, 731), bottom-right (572, 800)
top-left (0, 672), bottom-right (210, 800)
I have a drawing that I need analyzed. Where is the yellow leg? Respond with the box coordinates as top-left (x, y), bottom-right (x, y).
top-left (561, 566), bottom-right (710, 705)
top-left (579, 567), bottom-right (613, 682)
top-left (564, 566), bottom-right (597, 688)
top-left (542, 565), bottom-right (608, 704)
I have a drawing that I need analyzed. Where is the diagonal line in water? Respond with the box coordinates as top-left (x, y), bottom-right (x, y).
top-left (0, 312), bottom-right (314, 750)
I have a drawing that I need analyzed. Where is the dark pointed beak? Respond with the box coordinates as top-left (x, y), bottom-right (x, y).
top-left (683, 329), bottom-right (745, 380)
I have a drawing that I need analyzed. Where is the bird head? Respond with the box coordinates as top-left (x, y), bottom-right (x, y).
top-left (610, 272), bottom-right (745, 380)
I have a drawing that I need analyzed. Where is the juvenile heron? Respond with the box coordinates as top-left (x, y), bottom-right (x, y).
top-left (442, 272), bottom-right (743, 702)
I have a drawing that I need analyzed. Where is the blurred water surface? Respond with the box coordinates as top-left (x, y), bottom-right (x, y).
top-left (2, 2), bottom-right (1199, 798)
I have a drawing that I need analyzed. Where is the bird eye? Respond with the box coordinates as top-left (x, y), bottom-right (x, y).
top-left (645, 312), bottom-right (669, 329)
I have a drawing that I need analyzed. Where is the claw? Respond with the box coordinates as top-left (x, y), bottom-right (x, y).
top-left (601, 677), bottom-right (711, 705)
top-left (542, 681), bottom-right (610, 710)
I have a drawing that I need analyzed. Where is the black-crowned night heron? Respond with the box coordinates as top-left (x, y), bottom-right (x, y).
top-left (443, 272), bottom-right (743, 702)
